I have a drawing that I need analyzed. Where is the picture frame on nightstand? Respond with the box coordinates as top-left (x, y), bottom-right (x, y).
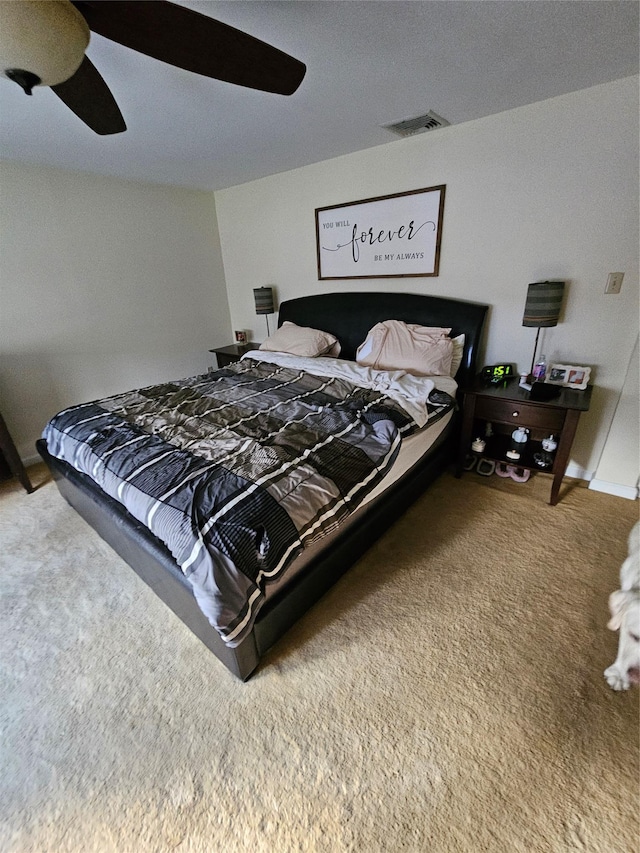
top-left (545, 364), bottom-right (591, 390)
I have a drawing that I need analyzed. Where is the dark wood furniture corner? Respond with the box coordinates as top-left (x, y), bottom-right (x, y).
top-left (0, 411), bottom-right (33, 493)
top-left (455, 378), bottom-right (592, 505)
top-left (209, 342), bottom-right (258, 369)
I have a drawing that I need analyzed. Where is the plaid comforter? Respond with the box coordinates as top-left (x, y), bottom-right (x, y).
top-left (43, 356), bottom-right (452, 646)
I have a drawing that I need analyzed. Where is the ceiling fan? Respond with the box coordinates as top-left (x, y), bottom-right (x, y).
top-left (0, 0), bottom-right (306, 136)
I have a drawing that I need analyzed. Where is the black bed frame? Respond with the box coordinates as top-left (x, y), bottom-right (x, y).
top-left (38, 292), bottom-right (488, 680)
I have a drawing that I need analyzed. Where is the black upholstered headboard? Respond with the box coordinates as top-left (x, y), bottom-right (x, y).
top-left (277, 292), bottom-right (488, 388)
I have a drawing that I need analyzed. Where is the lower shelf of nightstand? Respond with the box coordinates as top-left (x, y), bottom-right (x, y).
top-left (473, 434), bottom-right (556, 472)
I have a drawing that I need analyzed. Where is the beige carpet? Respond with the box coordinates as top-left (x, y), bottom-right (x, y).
top-left (1, 463), bottom-right (638, 853)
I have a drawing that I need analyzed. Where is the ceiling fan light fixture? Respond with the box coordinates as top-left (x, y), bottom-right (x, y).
top-left (0, 0), bottom-right (89, 91)
top-left (0, 0), bottom-right (305, 135)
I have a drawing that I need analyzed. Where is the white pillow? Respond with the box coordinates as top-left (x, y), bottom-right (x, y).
top-left (356, 320), bottom-right (454, 376)
top-left (259, 321), bottom-right (341, 358)
top-left (450, 334), bottom-right (465, 377)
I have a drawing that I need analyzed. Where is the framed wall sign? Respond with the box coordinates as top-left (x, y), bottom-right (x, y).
top-left (315, 185), bottom-right (446, 280)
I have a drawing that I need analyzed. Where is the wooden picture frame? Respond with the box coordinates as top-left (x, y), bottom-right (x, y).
top-left (545, 364), bottom-right (591, 389)
top-left (315, 185), bottom-right (445, 280)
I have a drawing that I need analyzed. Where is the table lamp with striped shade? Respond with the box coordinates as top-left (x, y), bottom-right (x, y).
top-left (253, 287), bottom-right (275, 336)
top-left (522, 281), bottom-right (565, 378)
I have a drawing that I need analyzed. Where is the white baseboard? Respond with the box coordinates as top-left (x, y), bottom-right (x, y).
top-left (565, 462), bottom-right (593, 482)
top-left (589, 478), bottom-right (639, 501)
top-left (23, 452), bottom-right (41, 468)
top-left (566, 462), bottom-right (638, 500)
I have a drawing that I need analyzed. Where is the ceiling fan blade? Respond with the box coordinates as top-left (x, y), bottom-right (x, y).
top-left (51, 54), bottom-right (126, 135)
top-left (72, 1), bottom-right (306, 96)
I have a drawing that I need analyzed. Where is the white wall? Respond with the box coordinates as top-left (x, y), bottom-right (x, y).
top-left (0, 161), bottom-right (229, 462)
top-left (590, 336), bottom-right (639, 500)
top-left (215, 77), bottom-right (639, 486)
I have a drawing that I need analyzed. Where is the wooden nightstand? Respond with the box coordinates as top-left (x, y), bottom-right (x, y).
top-left (209, 342), bottom-right (258, 369)
top-left (456, 377), bottom-right (592, 505)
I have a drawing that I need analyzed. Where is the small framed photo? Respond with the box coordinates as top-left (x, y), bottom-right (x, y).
top-left (234, 330), bottom-right (247, 344)
top-left (545, 364), bottom-right (591, 390)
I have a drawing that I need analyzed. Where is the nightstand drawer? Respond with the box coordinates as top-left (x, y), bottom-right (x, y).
top-left (474, 397), bottom-right (566, 431)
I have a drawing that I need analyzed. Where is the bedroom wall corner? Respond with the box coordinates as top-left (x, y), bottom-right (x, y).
top-left (589, 335), bottom-right (639, 500)
top-left (0, 161), bottom-right (231, 464)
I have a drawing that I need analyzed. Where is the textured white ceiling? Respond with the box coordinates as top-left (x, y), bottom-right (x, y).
top-left (0, 1), bottom-right (637, 190)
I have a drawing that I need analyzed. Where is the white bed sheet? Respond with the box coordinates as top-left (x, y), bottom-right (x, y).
top-left (243, 350), bottom-right (458, 428)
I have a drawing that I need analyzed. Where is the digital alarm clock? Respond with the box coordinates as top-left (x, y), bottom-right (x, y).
top-left (481, 363), bottom-right (515, 384)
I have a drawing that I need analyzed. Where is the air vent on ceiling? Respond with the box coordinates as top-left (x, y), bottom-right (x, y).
top-left (383, 110), bottom-right (450, 138)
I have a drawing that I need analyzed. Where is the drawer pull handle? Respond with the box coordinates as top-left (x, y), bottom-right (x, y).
top-left (512, 411), bottom-right (519, 417)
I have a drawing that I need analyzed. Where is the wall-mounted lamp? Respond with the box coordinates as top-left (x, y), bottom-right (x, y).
top-left (253, 286), bottom-right (275, 336)
top-left (522, 280), bottom-right (565, 377)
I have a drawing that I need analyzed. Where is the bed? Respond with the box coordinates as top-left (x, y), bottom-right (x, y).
top-left (37, 291), bottom-right (488, 680)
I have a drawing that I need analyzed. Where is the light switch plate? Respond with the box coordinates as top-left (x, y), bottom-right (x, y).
top-left (605, 272), bottom-right (624, 294)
